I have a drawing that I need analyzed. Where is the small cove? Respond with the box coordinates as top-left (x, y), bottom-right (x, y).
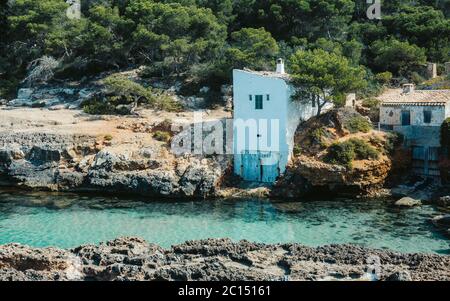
top-left (0, 189), bottom-right (449, 254)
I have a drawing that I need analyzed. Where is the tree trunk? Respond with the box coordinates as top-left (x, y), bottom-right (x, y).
top-left (316, 96), bottom-right (327, 117)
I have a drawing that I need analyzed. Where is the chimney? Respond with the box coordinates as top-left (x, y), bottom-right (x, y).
top-left (402, 83), bottom-right (415, 94)
top-left (276, 58), bottom-right (285, 74)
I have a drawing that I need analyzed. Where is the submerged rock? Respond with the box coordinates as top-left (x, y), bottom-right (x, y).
top-left (394, 197), bottom-right (422, 208)
top-left (432, 215), bottom-right (450, 229)
top-left (0, 237), bottom-right (449, 281)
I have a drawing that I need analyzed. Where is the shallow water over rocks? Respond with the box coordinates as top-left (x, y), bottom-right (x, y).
top-left (0, 189), bottom-right (449, 254)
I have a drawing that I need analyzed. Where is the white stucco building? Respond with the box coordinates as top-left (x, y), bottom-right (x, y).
top-left (232, 59), bottom-right (321, 183)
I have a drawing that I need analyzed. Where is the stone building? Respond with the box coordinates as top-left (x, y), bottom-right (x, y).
top-left (378, 84), bottom-right (450, 177)
top-left (232, 59), bottom-right (326, 183)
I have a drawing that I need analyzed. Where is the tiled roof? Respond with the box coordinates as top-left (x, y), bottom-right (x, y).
top-left (378, 88), bottom-right (450, 106)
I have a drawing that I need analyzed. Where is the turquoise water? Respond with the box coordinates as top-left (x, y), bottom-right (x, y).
top-left (0, 189), bottom-right (449, 254)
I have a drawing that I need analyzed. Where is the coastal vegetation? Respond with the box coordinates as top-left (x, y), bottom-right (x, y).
top-left (1, 0), bottom-right (449, 103)
top-left (289, 49), bottom-right (367, 115)
top-left (344, 115), bottom-right (372, 133)
top-left (324, 138), bottom-right (379, 169)
top-left (81, 74), bottom-right (182, 114)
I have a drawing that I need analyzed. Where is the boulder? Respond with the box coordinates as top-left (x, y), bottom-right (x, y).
top-left (385, 271), bottom-right (412, 281)
top-left (199, 86), bottom-right (210, 94)
top-left (7, 99), bottom-right (30, 107)
top-left (394, 197), bottom-right (422, 207)
top-left (431, 215), bottom-right (450, 229)
top-left (17, 88), bottom-right (33, 99)
top-left (48, 104), bottom-right (66, 111)
top-left (437, 196), bottom-right (450, 207)
top-left (26, 146), bottom-right (61, 165)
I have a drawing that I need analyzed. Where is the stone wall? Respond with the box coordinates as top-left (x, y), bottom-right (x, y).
top-left (380, 105), bottom-right (446, 127)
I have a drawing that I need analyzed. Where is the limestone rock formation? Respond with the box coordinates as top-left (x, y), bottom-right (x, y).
top-left (1, 237), bottom-right (449, 281)
top-left (0, 132), bottom-right (230, 199)
top-left (394, 197), bottom-right (422, 207)
top-left (272, 108), bottom-right (404, 198)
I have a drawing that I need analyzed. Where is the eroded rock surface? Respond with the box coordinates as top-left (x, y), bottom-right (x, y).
top-left (0, 123), bottom-right (230, 199)
top-left (272, 108), bottom-right (405, 198)
top-left (1, 237), bottom-right (449, 281)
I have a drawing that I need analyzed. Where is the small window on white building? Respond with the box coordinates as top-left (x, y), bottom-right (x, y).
top-left (249, 95), bottom-right (252, 101)
top-left (255, 95), bottom-right (263, 110)
top-left (424, 110), bottom-right (432, 124)
top-left (266, 94), bottom-right (270, 101)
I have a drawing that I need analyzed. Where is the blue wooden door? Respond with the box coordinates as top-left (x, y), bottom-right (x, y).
top-left (241, 152), bottom-right (280, 182)
top-left (261, 164), bottom-right (279, 183)
top-left (260, 152), bottom-right (280, 183)
top-left (242, 153), bottom-right (261, 181)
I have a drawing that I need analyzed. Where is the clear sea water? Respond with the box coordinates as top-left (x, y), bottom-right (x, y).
top-left (0, 189), bottom-right (449, 254)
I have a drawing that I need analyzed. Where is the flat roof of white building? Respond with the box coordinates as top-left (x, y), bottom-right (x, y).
top-left (235, 68), bottom-right (291, 82)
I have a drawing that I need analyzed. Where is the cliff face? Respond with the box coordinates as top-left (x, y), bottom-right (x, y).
top-left (1, 237), bottom-right (449, 281)
top-left (0, 108), bottom-right (231, 199)
top-left (273, 108), bottom-right (405, 198)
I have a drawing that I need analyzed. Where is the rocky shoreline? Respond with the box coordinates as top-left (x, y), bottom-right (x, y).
top-left (0, 122), bottom-right (230, 199)
top-left (1, 237), bottom-right (449, 281)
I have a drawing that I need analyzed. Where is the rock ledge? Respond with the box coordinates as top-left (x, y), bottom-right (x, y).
top-left (1, 237), bottom-right (449, 281)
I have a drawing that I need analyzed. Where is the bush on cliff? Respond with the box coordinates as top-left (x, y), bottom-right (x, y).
top-left (384, 132), bottom-right (404, 155)
top-left (153, 131), bottom-right (172, 143)
top-left (349, 139), bottom-right (379, 160)
top-left (344, 116), bottom-right (372, 133)
top-left (361, 98), bottom-right (380, 109)
top-left (324, 139), bottom-right (379, 169)
top-left (324, 141), bottom-right (355, 168)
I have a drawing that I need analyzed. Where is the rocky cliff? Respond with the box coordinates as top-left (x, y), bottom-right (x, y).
top-left (0, 107), bottom-right (231, 199)
top-left (1, 237), bottom-right (448, 281)
top-left (273, 108), bottom-right (408, 198)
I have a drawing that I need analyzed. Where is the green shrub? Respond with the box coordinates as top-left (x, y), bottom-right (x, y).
top-left (344, 116), bottom-right (372, 133)
top-left (0, 77), bottom-right (20, 99)
top-left (153, 92), bottom-right (183, 112)
top-left (375, 71), bottom-right (392, 85)
top-left (410, 72), bottom-right (425, 85)
top-left (385, 132), bottom-right (404, 154)
top-left (104, 134), bottom-right (113, 141)
top-left (309, 127), bottom-right (326, 145)
top-left (82, 97), bottom-right (116, 115)
top-left (293, 144), bottom-right (302, 156)
top-left (324, 141), bottom-right (355, 168)
top-left (361, 98), bottom-right (380, 109)
top-left (103, 75), bottom-right (155, 106)
top-left (153, 131), bottom-right (172, 143)
top-left (348, 138), bottom-right (379, 160)
top-left (82, 76), bottom-right (183, 115)
top-left (324, 139), bottom-right (379, 168)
